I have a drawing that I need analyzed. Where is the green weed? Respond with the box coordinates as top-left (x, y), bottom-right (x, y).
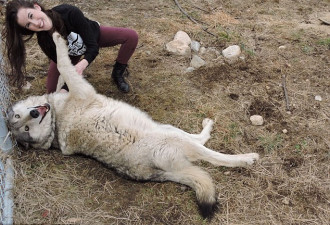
top-left (291, 30), bottom-right (304, 42)
top-left (258, 133), bottom-right (283, 153)
top-left (317, 38), bottom-right (330, 49)
top-left (294, 139), bottom-right (308, 153)
top-left (214, 26), bottom-right (232, 41)
top-left (223, 123), bottom-right (243, 143)
top-left (240, 43), bottom-right (255, 56)
top-left (301, 44), bottom-right (313, 54)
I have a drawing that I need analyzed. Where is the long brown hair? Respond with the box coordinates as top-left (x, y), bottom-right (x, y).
top-left (2, 0), bottom-right (67, 88)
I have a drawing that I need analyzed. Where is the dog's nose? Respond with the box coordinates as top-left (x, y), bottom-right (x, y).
top-left (30, 109), bottom-right (40, 118)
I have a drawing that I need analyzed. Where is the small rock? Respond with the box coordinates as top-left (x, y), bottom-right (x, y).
top-left (319, 12), bottom-right (330, 25)
top-left (22, 81), bottom-right (32, 90)
top-left (282, 197), bottom-right (290, 205)
top-left (165, 31), bottom-right (192, 56)
top-left (191, 40), bottom-right (201, 53)
top-left (199, 47), bottom-right (206, 54)
top-left (173, 31), bottom-right (191, 46)
top-left (165, 40), bottom-right (191, 56)
top-left (190, 55), bottom-right (206, 68)
top-left (239, 55), bottom-right (245, 60)
top-left (315, 95), bottom-right (322, 101)
top-left (279, 45), bottom-right (287, 50)
top-left (250, 115), bottom-right (264, 126)
top-left (180, 185), bottom-right (188, 191)
top-left (282, 129), bottom-right (288, 134)
top-left (222, 45), bottom-right (241, 59)
top-left (224, 171), bottom-right (231, 175)
top-left (185, 67), bottom-right (195, 73)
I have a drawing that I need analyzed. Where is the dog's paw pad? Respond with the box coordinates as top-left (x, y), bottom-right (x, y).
top-left (202, 118), bottom-right (214, 128)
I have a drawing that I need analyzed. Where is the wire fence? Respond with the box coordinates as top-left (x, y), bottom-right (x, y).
top-left (0, 28), bottom-right (15, 225)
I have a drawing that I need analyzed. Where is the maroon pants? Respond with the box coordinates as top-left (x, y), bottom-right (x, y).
top-left (46, 26), bottom-right (138, 93)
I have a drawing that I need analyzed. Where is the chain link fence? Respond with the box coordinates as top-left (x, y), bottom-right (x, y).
top-left (0, 27), bottom-right (15, 224)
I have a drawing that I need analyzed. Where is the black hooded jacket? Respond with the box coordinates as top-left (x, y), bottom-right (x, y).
top-left (37, 4), bottom-right (100, 64)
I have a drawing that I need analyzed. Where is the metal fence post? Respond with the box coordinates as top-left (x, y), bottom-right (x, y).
top-left (0, 15), bottom-right (15, 224)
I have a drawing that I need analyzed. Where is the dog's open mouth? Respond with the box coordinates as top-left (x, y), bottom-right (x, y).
top-left (31, 103), bottom-right (51, 124)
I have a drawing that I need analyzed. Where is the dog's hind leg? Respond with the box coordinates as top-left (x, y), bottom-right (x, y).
top-left (160, 118), bottom-right (214, 145)
top-left (122, 138), bottom-right (217, 218)
top-left (179, 141), bottom-right (259, 167)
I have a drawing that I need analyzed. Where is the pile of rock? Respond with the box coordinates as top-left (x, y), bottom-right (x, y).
top-left (165, 30), bottom-right (242, 72)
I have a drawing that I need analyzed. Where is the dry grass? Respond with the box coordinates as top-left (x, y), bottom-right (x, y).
top-left (1, 0), bottom-right (329, 224)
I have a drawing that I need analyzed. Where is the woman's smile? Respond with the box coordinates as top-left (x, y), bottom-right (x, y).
top-left (16, 4), bottom-right (52, 31)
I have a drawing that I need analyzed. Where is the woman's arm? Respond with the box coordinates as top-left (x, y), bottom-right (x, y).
top-left (75, 58), bottom-right (89, 75)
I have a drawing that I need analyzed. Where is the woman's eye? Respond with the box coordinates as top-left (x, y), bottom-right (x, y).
top-left (25, 126), bottom-right (29, 131)
top-left (15, 114), bottom-right (20, 118)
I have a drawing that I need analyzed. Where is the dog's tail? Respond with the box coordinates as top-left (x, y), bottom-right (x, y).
top-left (163, 166), bottom-right (217, 218)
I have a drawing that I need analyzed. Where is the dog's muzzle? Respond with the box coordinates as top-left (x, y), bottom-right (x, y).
top-left (29, 103), bottom-right (51, 124)
top-left (30, 109), bottom-right (39, 118)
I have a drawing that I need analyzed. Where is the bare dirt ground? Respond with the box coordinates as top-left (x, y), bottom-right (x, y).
top-left (1, 0), bottom-right (329, 224)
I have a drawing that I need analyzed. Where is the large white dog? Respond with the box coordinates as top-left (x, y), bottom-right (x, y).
top-left (7, 32), bottom-right (259, 218)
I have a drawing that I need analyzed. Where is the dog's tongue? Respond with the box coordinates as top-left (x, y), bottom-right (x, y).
top-left (37, 105), bottom-right (49, 116)
top-left (35, 104), bottom-right (50, 124)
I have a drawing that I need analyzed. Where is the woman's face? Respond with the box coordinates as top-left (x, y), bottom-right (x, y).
top-left (16, 4), bottom-right (53, 32)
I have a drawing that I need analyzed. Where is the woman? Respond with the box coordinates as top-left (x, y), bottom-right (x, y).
top-left (3, 0), bottom-right (138, 93)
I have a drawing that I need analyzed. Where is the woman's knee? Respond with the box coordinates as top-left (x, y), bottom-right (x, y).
top-left (127, 28), bottom-right (138, 46)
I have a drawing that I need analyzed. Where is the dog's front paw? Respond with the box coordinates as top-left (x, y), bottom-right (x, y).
top-left (52, 32), bottom-right (61, 42)
top-left (52, 32), bottom-right (66, 46)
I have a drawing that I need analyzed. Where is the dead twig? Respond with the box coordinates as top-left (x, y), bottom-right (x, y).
top-left (173, 0), bottom-right (198, 24)
top-left (191, 5), bottom-right (210, 14)
top-left (173, 0), bottom-right (217, 38)
top-left (282, 74), bottom-right (290, 111)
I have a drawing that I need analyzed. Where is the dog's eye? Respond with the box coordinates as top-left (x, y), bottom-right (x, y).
top-left (25, 126), bottom-right (29, 131)
top-left (15, 114), bottom-right (20, 118)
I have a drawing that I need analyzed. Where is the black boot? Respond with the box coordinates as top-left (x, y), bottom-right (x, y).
top-left (111, 62), bottom-right (130, 93)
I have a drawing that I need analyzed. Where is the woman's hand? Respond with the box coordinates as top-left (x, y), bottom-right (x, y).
top-left (75, 59), bottom-right (89, 75)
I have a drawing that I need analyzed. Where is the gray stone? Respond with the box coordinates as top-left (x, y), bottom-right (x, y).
top-left (250, 115), bottom-right (264, 126)
top-left (190, 55), bottom-right (206, 68)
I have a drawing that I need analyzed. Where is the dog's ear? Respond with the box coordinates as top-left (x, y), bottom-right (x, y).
top-left (18, 141), bottom-right (30, 150)
top-left (15, 133), bottom-right (34, 150)
top-left (6, 105), bottom-right (13, 118)
top-left (23, 142), bottom-right (30, 150)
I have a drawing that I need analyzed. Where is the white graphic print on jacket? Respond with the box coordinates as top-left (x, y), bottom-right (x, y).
top-left (67, 32), bottom-right (87, 56)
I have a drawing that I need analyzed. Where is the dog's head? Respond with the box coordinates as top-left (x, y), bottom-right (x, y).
top-left (7, 95), bottom-right (56, 150)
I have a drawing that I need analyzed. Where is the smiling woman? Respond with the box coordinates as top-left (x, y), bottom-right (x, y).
top-left (2, 0), bottom-right (138, 94)
top-left (16, 4), bottom-right (53, 31)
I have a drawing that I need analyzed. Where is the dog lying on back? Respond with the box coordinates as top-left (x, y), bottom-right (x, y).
top-left (7, 32), bottom-right (259, 218)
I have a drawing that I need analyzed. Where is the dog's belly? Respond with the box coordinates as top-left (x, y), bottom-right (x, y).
top-left (55, 101), bottom-right (154, 163)
top-left (57, 119), bottom-right (165, 180)
top-left (53, 96), bottom-right (168, 179)
top-left (58, 118), bottom-right (135, 155)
